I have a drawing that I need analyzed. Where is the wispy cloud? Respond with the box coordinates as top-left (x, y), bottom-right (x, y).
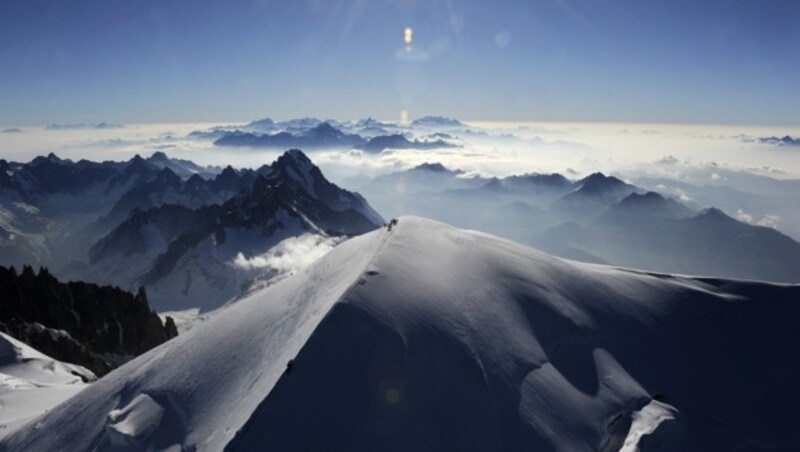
top-left (231, 234), bottom-right (340, 274)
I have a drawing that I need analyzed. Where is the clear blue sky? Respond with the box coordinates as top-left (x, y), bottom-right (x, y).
top-left (2, 0), bottom-right (799, 126)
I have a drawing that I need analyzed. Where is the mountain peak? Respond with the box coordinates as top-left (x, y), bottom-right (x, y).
top-left (553, 172), bottom-right (637, 212)
top-left (121, 154), bottom-right (156, 175)
top-left (610, 191), bottom-right (693, 220)
top-left (411, 116), bottom-right (464, 127)
top-left (154, 167), bottom-right (180, 184)
top-left (246, 117), bottom-right (274, 128)
top-left (30, 153), bottom-right (65, 166)
top-left (271, 149), bottom-right (320, 196)
top-left (281, 148), bottom-right (311, 163)
top-left (412, 162), bottom-right (451, 173)
top-left (695, 207), bottom-right (733, 222)
top-left (514, 173), bottom-right (571, 188)
top-left (306, 122), bottom-right (342, 137)
top-left (356, 117), bottom-right (385, 127)
top-left (219, 165), bottom-right (238, 178)
top-left (575, 172), bottom-right (628, 193)
top-left (579, 171), bottom-right (613, 184)
top-left (15, 216), bottom-right (799, 451)
top-left (148, 151), bottom-right (169, 162)
top-left (273, 149), bottom-right (314, 172)
top-left (619, 191), bottom-right (666, 206)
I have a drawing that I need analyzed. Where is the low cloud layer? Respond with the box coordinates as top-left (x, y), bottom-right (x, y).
top-left (232, 234), bottom-right (341, 274)
top-left (3, 120), bottom-right (800, 180)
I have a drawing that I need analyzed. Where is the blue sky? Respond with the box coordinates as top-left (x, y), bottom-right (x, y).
top-left (1, 0), bottom-right (799, 126)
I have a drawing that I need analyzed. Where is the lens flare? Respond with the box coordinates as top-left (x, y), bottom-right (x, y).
top-left (404, 27), bottom-right (413, 51)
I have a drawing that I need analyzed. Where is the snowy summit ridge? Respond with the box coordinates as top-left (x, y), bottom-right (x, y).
top-left (3, 217), bottom-right (799, 451)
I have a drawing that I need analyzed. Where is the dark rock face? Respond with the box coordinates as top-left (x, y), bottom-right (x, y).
top-left (92, 150), bottom-right (382, 267)
top-left (89, 205), bottom-right (217, 262)
top-left (0, 159), bottom-right (20, 190)
top-left (0, 265), bottom-right (177, 376)
top-left (90, 163), bottom-right (255, 237)
top-left (87, 150), bottom-right (384, 295)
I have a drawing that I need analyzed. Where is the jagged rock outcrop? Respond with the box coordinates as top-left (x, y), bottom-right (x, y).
top-left (0, 265), bottom-right (177, 375)
top-left (83, 149), bottom-right (384, 311)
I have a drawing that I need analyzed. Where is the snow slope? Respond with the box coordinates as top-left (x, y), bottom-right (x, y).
top-left (3, 217), bottom-right (799, 451)
top-left (0, 333), bottom-right (95, 437)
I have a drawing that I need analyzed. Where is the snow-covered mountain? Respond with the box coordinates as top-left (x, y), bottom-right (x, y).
top-left (0, 332), bottom-right (95, 437)
top-left (0, 150), bottom-right (382, 308)
top-left (86, 150), bottom-right (383, 311)
top-left (0, 152), bottom-right (226, 270)
top-left (5, 217), bottom-right (798, 450)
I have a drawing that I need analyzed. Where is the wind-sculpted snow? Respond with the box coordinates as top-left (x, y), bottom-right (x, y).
top-left (1, 224), bottom-right (387, 450)
top-left (0, 333), bottom-right (94, 437)
top-left (3, 217), bottom-right (799, 451)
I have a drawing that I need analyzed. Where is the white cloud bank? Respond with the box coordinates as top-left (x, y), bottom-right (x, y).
top-left (232, 234), bottom-right (341, 274)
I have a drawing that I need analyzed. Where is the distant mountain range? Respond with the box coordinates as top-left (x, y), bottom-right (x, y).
top-left (0, 152), bottom-right (228, 271)
top-left (87, 150), bottom-right (383, 311)
top-left (352, 162), bottom-right (800, 283)
top-left (212, 121), bottom-right (460, 151)
top-left (411, 115), bottom-right (465, 127)
top-left (4, 146), bottom-right (800, 314)
top-left (758, 135), bottom-right (800, 146)
top-left (0, 149), bottom-right (383, 311)
top-left (215, 123), bottom-right (366, 149)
